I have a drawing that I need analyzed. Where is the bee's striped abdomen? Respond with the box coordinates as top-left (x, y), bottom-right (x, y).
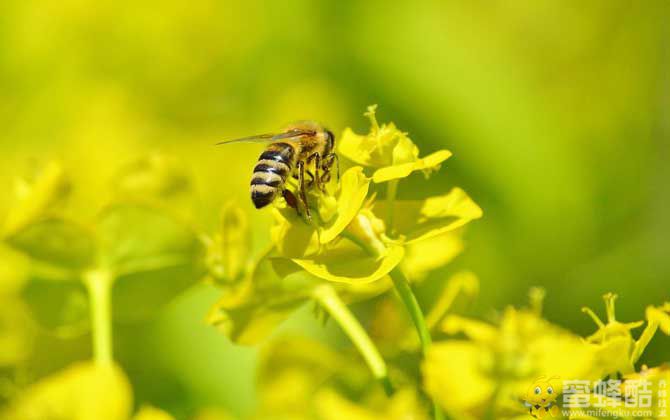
top-left (250, 142), bottom-right (296, 209)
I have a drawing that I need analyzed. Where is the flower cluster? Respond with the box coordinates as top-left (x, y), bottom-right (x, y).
top-left (423, 292), bottom-right (670, 419)
top-left (204, 106), bottom-right (482, 419)
top-left (207, 105), bottom-right (482, 345)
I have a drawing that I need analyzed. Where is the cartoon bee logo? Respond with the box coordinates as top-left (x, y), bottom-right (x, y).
top-left (523, 376), bottom-right (560, 419)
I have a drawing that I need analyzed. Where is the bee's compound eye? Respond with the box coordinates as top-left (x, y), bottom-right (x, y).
top-left (326, 130), bottom-right (335, 149)
top-left (535, 387), bottom-right (542, 395)
top-left (547, 387), bottom-right (553, 395)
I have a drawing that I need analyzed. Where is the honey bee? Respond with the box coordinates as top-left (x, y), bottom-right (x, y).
top-left (217, 121), bottom-right (338, 220)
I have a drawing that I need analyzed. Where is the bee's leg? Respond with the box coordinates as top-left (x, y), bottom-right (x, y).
top-left (282, 189), bottom-right (299, 214)
top-left (321, 153), bottom-right (339, 184)
top-left (297, 160), bottom-right (311, 221)
top-left (307, 152), bottom-right (325, 193)
top-left (293, 171), bottom-right (314, 185)
top-left (305, 170), bottom-right (315, 187)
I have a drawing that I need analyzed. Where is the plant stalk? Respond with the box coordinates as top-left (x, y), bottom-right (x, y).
top-left (84, 269), bottom-right (114, 365)
top-left (386, 179), bottom-right (399, 236)
top-left (389, 267), bottom-right (444, 420)
top-left (313, 284), bottom-right (394, 396)
top-left (389, 267), bottom-right (432, 354)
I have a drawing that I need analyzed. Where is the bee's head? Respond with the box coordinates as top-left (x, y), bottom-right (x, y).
top-left (325, 129), bottom-right (335, 153)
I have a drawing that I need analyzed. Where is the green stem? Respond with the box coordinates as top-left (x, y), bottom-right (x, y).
top-left (389, 267), bottom-right (432, 354)
top-left (389, 267), bottom-right (444, 420)
top-left (84, 269), bottom-right (114, 365)
top-left (386, 180), bottom-right (399, 236)
top-left (313, 284), bottom-right (394, 396)
top-left (631, 321), bottom-right (659, 365)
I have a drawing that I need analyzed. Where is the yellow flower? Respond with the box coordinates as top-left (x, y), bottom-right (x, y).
top-left (270, 166), bottom-right (371, 258)
top-left (582, 293), bottom-right (670, 372)
top-left (338, 105), bottom-right (452, 183)
top-left (209, 106), bottom-right (481, 352)
top-left (424, 290), bottom-right (599, 418)
top-left (423, 291), bottom-right (670, 419)
top-left (314, 388), bottom-right (428, 420)
top-left (253, 336), bottom-right (427, 420)
top-left (1, 362), bottom-right (133, 420)
top-left (371, 187), bottom-right (482, 245)
top-left (133, 406), bottom-right (176, 420)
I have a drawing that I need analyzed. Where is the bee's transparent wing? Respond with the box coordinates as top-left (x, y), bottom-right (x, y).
top-left (216, 129), bottom-right (314, 146)
top-left (215, 133), bottom-right (276, 146)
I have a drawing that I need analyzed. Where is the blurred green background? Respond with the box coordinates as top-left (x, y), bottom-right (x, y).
top-left (1, 0), bottom-right (668, 418)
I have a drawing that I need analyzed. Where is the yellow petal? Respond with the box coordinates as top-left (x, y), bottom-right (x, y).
top-left (338, 105), bottom-right (419, 168)
top-left (133, 406), bottom-right (175, 420)
top-left (374, 188), bottom-right (482, 244)
top-left (441, 315), bottom-right (498, 343)
top-left (423, 341), bottom-right (495, 414)
top-left (314, 389), bottom-right (381, 420)
top-left (372, 150), bottom-right (452, 183)
top-left (337, 127), bottom-right (377, 167)
top-left (647, 305), bottom-right (670, 335)
top-left (401, 231), bottom-right (463, 282)
top-left (425, 271), bottom-right (478, 329)
top-left (292, 243), bottom-right (404, 284)
top-left (270, 208), bottom-right (320, 258)
top-left (2, 362), bottom-right (132, 420)
top-left (319, 167), bottom-right (371, 244)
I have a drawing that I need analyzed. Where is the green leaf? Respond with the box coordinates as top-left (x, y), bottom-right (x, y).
top-left (291, 242), bottom-right (404, 285)
top-left (114, 153), bottom-right (191, 201)
top-left (97, 204), bottom-right (201, 275)
top-left (6, 218), bottom-right (96, 271)
top-left (207, 256), bottom-right (315, 345)
top-left (374, 188), bottom-right (482, 244)
top-left (112, 264), bottom-right (204, 323)
top-left (97, 204), bottom-right (204, 321)
top-left (21, 274), bottom-right (90, 336)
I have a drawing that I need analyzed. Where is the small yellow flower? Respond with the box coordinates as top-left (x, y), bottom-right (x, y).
top-left (582, 293), bottom-right (670, 371)
top-left (424, 290), bottom-right (599, 418)
top-left (133, 406), bottom-right (175, 420)
top-left (338, 105), bottom-right (452, 183)
top-left (1, 362), bottom-right (132, 420)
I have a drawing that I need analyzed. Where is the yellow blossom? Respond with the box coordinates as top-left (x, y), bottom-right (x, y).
top-left (338, 105), bottom-right (452, 183)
